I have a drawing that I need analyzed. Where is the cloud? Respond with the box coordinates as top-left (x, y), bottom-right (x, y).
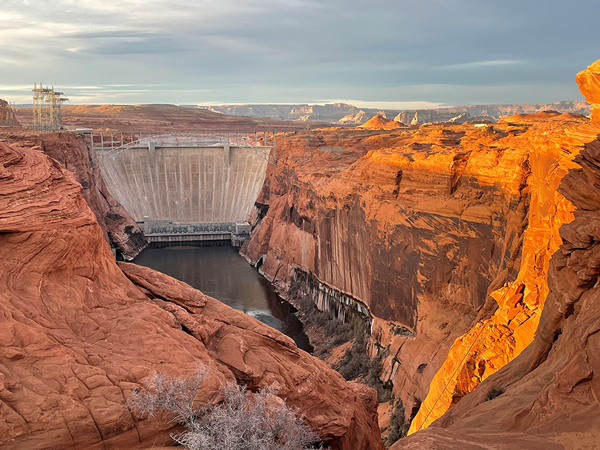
top-left (441, 60), bottom-right (525, 69)
top-left (0, 0), bottom-right (598, 106)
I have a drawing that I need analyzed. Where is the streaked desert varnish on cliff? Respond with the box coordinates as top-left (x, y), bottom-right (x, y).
top-left (242, 97), bottom-right (595, 431)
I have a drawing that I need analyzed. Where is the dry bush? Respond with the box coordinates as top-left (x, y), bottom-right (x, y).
top-left (485, 386), bottom-right (505, 402)
top-left (384, 399), bottom-right (410, 447)
top-left (128, 365), bottom-right (326, 450)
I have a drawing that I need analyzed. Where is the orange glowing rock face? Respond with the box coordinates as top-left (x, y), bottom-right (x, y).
top-left (358, 115), bottom-right (405, 130)
top-left (243, 112), bottom-right (598, 430)
top-left (408, 61), bottom-right (600, 435)
top-left (577, 60), bottom-right (600, 122)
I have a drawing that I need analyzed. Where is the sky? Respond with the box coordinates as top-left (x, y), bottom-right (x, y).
top-left (0, 0), bottom-right (598, 108)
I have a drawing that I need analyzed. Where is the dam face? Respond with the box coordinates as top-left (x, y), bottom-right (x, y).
top-left (97, 144), bottom-right (270, 224)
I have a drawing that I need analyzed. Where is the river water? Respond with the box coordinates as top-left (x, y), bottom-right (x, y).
top-left (133, 244), bottom-right (312, 352)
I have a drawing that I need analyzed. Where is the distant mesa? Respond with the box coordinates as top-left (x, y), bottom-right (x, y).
top-left (339, 110), bottom-right (367, 124)
top-left (553, 112), bottom-right (590, 120)
top-left (14, 103), bottom-right (317, 132)
top-left (12, 99), bottom-right (593, 131)
top-left (209, 101), bottom-right (592, 127)
top-left (498, 110), bottom-right (590, 124)
top-left (358, 115), bottom-right (404, 130)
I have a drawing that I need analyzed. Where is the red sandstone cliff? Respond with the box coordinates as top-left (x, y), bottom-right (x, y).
top-left (242, 96), bottom-right (599, 436)
top-left (0, 141), bottom-right (383, 449)
top-left (0, 130), bottom-right (146, 259)
top-left (241, 61), bottom-right (600, 448)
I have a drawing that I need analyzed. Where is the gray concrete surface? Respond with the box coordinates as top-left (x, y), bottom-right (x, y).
top-left (97, 145), bottom-right (270, 224)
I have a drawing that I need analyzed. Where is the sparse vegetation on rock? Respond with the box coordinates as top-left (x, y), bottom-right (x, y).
top-left (384, 400), bottom-right (410, 448)
top-left (295, 296), bottom-right (393, 404)
top-left (128, 364), bottom-right (326, 450)
top-left (485, 386), bottom-right (505, 402)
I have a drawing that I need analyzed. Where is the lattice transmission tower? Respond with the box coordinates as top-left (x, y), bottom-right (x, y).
top-left (32, 83), bottom-right (69, 132)
top-left (0, 99), bottom-right (19, 126)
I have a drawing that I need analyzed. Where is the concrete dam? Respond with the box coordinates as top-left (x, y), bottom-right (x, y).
top-left (94, 133), bottom-right (273, 243)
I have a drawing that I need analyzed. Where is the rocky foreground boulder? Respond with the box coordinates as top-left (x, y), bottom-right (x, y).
top-left (0, 141), bottom-right (383, 449)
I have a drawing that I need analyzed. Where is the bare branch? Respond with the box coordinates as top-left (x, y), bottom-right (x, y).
top-left (127, 363), bottom-right (327, 450)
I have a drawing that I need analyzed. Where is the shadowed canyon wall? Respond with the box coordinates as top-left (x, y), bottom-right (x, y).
top-left (242, 106), bottom-right (597, 430)
top-left (0, 140), bottom-right (383, 450)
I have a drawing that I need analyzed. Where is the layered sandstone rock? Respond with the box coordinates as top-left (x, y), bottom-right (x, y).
top-left (242, 112), bottom-right (593, 429)
top-left (0, 142), bottom-right (383, 450)
top-left (407, 61), bottom-right (600, 435)
top-left (408, 118), bottom-right (600, 433)
top-left (0, 130), bottom-right (146, 259)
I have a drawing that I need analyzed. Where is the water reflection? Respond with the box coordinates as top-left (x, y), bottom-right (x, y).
top-left (133, 244), bottom-right (312, 352)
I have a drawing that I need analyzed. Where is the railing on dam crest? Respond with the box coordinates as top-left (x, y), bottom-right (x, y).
top-left (90, 130), bottom-right (277, 166)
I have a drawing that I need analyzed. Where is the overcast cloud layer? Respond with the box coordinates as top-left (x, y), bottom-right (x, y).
top-left (0, 0), bottom-right (599, 107)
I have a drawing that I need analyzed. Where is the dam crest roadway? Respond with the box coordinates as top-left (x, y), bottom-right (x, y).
top-left (91, 131), bottom-right (277, 245)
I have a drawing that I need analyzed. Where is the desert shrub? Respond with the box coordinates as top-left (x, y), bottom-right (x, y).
top-left (295, 296), bottom-right (354, 356)
top-left (296, 296), bottom-right (393, 403)
top-left (385, 399), bottom-right (410, 447)
top-left (128, 365), bottom-right (326, 450)
top-left (485, 386), bottom-right (505, 402)
top-left (334, 334), bottom-right (394, 403)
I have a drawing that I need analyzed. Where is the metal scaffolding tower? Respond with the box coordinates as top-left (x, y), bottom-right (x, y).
top-left (0, 100), bottom-right (18, 126)
top-left (32, 83), bottom-right (69, 132)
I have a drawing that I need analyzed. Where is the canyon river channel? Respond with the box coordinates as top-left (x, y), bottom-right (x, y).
top-left (133, 244), bottom-right (313, 352)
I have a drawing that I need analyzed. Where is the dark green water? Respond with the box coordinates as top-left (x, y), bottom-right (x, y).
top-left (133, 244), bottom-right (312, 352)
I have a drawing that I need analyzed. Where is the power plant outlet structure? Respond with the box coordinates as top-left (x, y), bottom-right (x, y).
top-left (32, 83), bottom-right (69, 132)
